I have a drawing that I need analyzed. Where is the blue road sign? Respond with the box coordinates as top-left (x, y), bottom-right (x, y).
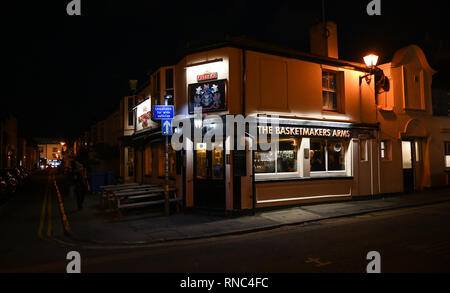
top-left (162, 119), bottom-right (173, 135)
top-left (153, 105), bottom-right (174, 119)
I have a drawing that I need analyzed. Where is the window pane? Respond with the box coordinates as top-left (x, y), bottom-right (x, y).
top-left (322, 74), bottom-right (329, 88)
top-left (127, 97), bottom-right (133, 111)
top-left (277, 139), bottom-right (298, 173)
top-left (327, 141), bottom-right (345, 171)
top-left (212, 143), bottom-right (224, 179)
top-left (322, 91), bottom-right (337, 110)
top-left (196, 146), bottom-right (208, 179)
top-left (331, 92), bottom-right (337, 109)
top-left (322, 92), bottom-right (329, 108)
top-left (329, 74), bottom-right (336, 90)
top-left (381, 140), bottom-right (391, 160)
top-left (322, 72), bottom-right (336, 90)
top-left (446, 155), bottom-right (450, 168)
top-left (402, 141), bottom-right (412, 169)
top-left (255, 150), bottom-right (275, 173)
top-left (310, 140), bottom-right (326, 171)
top-left (165, 68), bottom-right (174, 89)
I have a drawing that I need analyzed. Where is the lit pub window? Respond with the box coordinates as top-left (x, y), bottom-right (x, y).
top-left (445, 142), bottom-right (450, 168)
top-left (322, 71), bottom-right (338, 111)
top-left (380, 140), bottom-right (392, 161)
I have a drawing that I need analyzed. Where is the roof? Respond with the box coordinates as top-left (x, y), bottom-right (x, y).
top-left (145, 36), bottom-right (371, 76)
top-left (391, 44), bottom-right (437, 74)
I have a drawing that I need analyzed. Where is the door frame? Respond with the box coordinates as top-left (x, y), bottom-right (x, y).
top-left (193, 140), bottom-right (226, 209)
top-left (401, 139), bottom-right (415, 193)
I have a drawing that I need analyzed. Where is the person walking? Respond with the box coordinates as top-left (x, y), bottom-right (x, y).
top-left (70, 160), bottom-right (88, 210)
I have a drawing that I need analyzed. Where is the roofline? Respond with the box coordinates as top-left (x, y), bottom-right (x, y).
top-left (146, 36), bottom-right (371, 74)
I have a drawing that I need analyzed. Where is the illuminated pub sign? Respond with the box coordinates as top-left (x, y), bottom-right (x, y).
top-left (258, 125), bottom-right (352, 138)
top-left (197, 72), bottom-right (218, 82)
top-left (136, 99), bottom-right (156, 131)
top-left (188, 79), bottom-right (227, 113)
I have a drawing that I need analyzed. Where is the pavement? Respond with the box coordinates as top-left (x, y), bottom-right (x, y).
top-left (54, 177), bottom-right (450, 246)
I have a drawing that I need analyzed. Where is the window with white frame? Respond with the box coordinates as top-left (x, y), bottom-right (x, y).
top-left (254, 138), bottom-right (299, 177)
top-left (322, 71), bottom-right (339, 111)
top-left (445, 142), bottom-right (450, 168)
top-left (380, 140), bottom-right (392, 161)
top-left (310, 139), bottom-right (346, 173)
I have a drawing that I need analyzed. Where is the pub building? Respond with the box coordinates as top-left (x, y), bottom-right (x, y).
top-left (121, 22), bottom-right (450, 213)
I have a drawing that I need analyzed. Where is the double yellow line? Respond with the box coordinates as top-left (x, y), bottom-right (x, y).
top-left (38, 175), bottom-right (52, 239)
top-left (38, 172), bottom-right (75, 247)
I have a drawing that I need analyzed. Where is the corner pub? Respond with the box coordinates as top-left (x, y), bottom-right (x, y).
top-left (120, 22), bottom-right (450, 214)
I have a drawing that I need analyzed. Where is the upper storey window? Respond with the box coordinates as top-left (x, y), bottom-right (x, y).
top-left (322, 70), bottom-right (339, 111)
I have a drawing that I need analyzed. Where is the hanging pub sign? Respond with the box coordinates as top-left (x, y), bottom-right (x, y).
top-left (188, 79), bottom-right (227, 113)
top-left (136, 99), bottom-right (157, 131)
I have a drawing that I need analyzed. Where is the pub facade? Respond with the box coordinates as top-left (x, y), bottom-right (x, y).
top-left (122, 25), bottom-right (449, 213)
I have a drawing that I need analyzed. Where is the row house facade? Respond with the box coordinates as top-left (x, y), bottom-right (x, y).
top-left (116, 23), bottom-right (449, 213)
top-left (1, 113), bottom-right (39, 170)
top-left (0, 114), bottom-right (19, 169)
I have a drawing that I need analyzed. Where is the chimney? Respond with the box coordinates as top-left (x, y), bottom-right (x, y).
top-left (129, 80), bottom-right (138, 94)
top-left (309, 21), bottom-right (339, 59)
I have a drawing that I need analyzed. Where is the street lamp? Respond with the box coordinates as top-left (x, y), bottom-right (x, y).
top-left (360, 53), bottom-right (390, 93)
top-left (363, 54), bottom-right (379, 69)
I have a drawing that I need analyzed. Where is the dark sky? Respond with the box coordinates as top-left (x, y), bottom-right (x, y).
top-left (6, 0), bottom-right (448, 139)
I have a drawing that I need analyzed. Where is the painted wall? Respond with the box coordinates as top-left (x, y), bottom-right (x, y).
top-left (377, 45), bottom-right (450, 192)
top-left (244, 50), bottom-right (376, 124)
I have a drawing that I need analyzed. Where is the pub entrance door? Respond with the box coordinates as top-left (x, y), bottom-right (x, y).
top-left (401, 140), bottom-right (415, 193)
top-left (193, 141), bottom-right (225, 209)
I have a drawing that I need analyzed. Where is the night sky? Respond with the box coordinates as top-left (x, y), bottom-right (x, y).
top-left (6, 0), bottom-right (448, 139)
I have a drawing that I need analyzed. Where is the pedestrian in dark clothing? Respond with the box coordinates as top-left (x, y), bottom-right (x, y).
top-left (70, 160), bottom-right (87, 210)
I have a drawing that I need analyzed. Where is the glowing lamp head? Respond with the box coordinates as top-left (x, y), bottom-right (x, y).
top-left (363, 54), bottom-right (379, 68)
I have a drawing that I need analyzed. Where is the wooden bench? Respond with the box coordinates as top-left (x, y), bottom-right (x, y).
top-left (101, 184), bottom-right (159, 208)
top-left (111, 187), bottom-right (181, 218)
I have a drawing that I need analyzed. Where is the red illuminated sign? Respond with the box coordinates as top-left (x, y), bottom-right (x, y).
top-left (197, 72), bottom-right (218, 82)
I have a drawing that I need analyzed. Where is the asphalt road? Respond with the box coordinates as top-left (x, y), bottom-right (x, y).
top-left (1, 171), bottom-right (450, 274)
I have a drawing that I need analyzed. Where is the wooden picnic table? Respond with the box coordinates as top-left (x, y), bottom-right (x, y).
top-left (101, 184), bottom-right (160, 206)
top-left (100, 183), bottom-right (139, 191)
top-left (107, 186), bottom-right (181, 218)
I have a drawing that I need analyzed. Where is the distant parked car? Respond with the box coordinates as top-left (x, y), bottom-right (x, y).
top-left (0, 170), bottom-right (17, 194)
top-left (17, 167), bottom-right (30, 182)
top-left (0, 175), bottom-right (7, 197)
top-left (6, 168), bottom-right (23, 186)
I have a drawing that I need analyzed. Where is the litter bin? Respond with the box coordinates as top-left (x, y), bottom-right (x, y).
top-left (88, 172), bottom-right (106, 194)
top-left (106, 171), bottom-right (120, 185)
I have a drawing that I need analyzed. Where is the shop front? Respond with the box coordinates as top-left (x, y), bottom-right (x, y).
top-left (250, 119), bottom-right (378, 208)
top-left (180, 115), bottom-right (378, 212)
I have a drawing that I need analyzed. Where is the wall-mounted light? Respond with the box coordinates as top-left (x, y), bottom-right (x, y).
top-left (359, 53), bottom-right (389, 93)
top-left (363, 54), bottom-right (379, 69)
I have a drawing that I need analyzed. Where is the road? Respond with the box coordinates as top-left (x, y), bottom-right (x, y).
top-left (1, 171), bottom-right (450, 274)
